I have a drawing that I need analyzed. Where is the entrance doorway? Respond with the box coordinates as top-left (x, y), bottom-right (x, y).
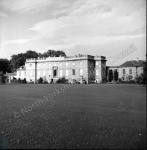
top-left (52, 66), bottom-right (58, 77)
top-left (53, 69), bottom-right (57, 77)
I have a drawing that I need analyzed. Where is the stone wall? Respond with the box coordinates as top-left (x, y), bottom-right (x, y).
top-left (118, 67), bottom-right (144, 81)
top-left (24, 55), bottom-right (106, 83)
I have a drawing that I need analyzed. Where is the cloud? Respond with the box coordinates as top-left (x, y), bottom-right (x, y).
top-left (29, 0), bottom-right (146, 49)
top-left (2, 0), bottom-right (53, 13)
top-left (0, 10), bottom-right (8, 17)
top-left (3, 39), bottom-right (32, 45)
top-left (44, 34), bottom-right (145, 52)
top-left (1, 0), bottom-right (146, 59)
top-left (2, 0), bottom-right (79, 14)
top-left (2, 35), bottom-right (42, 46)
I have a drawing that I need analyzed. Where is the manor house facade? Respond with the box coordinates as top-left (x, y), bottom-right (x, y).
top-left (22, 55), bottom-right (106, 83)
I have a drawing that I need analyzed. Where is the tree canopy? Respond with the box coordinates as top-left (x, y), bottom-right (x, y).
top-left (0, 50), bottom-right (66, 72)
top-left (0, 59), bottom-right (11, 73)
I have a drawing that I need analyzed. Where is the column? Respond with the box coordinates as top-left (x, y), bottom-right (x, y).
top-left (112, 70), bottom-right (114, 81)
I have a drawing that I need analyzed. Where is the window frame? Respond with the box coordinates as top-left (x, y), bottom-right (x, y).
top-left (129, 68), bottom-right (132, 74)
top-left (123, 69), bottom-right (126, 74)
top-left (72, 69), bottom-right (75, 75)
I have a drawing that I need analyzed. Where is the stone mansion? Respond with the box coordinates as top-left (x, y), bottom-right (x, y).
top-left (14, 55), bottom-right (107, 83)
top-left (4, 54), bottom-right (145, 84)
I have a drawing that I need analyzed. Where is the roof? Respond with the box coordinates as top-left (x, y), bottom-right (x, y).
top-left (107, 66), bottom-right (119, 68)
top-left (4, 72), bottom-right (16, 77)
top-left (17, 66), bottom-right (26, 71)
top-left (119, 60), bottom-right (145, 68)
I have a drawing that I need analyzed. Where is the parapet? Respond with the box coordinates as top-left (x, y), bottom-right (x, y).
top-left (26, 54), bottom-right (106, 62)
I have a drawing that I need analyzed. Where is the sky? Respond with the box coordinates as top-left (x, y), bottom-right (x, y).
top-left (0, 0), bottom-right (146, 66)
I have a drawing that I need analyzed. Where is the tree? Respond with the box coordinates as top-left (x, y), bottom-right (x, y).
top-left (114, 70), bottom-right (118, 81)
top-left (0, 59), bottom-right (12, 73)
top-left (108, 70), bottom-right (113, 82)
top-left (41, 50), bottom-right (66, 58)
top-left (25, 50), bottom-right (38, 58)
top-left (10, 50), bottom-right (66, 71)
top-left (140, 60), bottom-right (147, 84)
top-left (10, 51), bottom-right (39, 71)
top-left (10, 54), bottom-right (26, 71)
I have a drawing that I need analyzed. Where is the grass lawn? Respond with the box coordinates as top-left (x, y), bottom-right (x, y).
top-left (0, 84), bottom-right (146, 149)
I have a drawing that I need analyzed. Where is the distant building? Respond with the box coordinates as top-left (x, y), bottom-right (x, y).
top-left (15, 66), bottom-right (26, 80)
top-left (4, 72), bottom-right (17, 83)
top-left (106, 60), bottom-right (145, 82)
top-left (106, 66), bottom-right (119, 82)
top-left (118, 60), bottom-right (145, 81)
top-left (24, 55), bottom-right (107, 83)
top-left (4, 66), bottom-right (26, 83)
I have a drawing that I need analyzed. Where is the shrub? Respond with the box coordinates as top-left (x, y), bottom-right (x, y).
top-left (43, 81), bottom-right (48, 84)
top-left (42, 76), bottom-right (48, 84)
top-left (118, 78), bottom-right (122, 82)
top-left (117, 78), bottom-right (135, 84)
top-left (38, 77), bottom-right (43, 84)
top-left (129, 80), bottom-right (135, 84)
top-left (135, 74), bottom-right (145, 84)
top-left (18, 78), bottom-right (21, 83)
top-left (22, 78), bottom-right (27, 83)
top-left (56, 76), bottom-right (67, 84)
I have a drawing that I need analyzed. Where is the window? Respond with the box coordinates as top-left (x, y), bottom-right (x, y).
top-left (19, 71), bottom-right (21, 76)
top-left (66, 70), bottom-right (69, 76)
top-left (123, 69), bottom-right (125, 74)
top-left (96, 62), bottom-right (98, 66)
top-left (73, 62), bottom-right (75, 66)
top-left (80, 69), bottom-right (83, 76)
top-left (96, 69), bottom-right (99, 75)
top-left (53, 70), bottom-right (57, 77)
top-left (66, 63), bottom-right (68, 66)
top-left (72, 69), bottom-right (75, 75)
top-left (49, 70), bottom-right (51, 76)
top-left (43, 63), bottom-right (45, 67)
top-left (30, 71), bottom-right (32, 76)
top-left (22, 71), bottom-right (24, 76)
top-left (60, 70), bottom-right (62, 77)
top-left (43, 70), bottom-right (45, 76)
top-left (80, 61), bottom-right (83, 65)
top-left (60, 63), bottom-right (62, 66)
top-left (48, 63), bottom-right (51, 67)
top-left (129, 68), bottom-right (132, 74)
top-left (38, 64), bottom-right (42, 67)
top-left (30, 64), bottom-right (32, 67)
top-left (38, 71), bottom-right (40, 77)
top-left (27, 71), bottom-right (29, 76)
